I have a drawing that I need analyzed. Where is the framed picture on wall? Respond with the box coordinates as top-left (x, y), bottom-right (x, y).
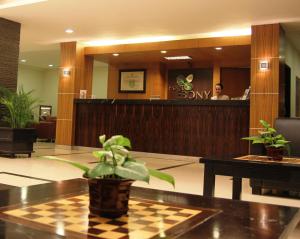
top-left (119, 69), bottom-right (146, 93)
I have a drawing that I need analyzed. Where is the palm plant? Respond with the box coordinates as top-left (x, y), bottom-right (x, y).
top-left (0, 86), bottom-right (38, 128)
top-left (45, 135), bottom-right (175, 186)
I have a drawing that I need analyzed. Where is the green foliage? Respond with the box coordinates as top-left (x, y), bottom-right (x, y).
top-left (242, 120), bottom-right (290, 151)
top-left (43, 135), bottom-right (175, 187)
top-left (0, 86), bottom-right (38, 128)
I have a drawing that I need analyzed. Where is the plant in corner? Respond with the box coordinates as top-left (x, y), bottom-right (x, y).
top-left (44, 135), bottom-right (175, 218)
top-left (0, 86), bottom-right (38, 157)
top-left (242, 119), bottom-right (290, 161)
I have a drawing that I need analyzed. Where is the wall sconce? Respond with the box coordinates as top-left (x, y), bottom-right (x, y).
top-left (62, 68), bottom-right (71, 77)
top-left (259, 60), bottom-right (270, 71)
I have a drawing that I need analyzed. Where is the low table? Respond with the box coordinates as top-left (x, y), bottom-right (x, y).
top-left (0, 179), bottom-right (299, 238)
top-left (200, 155), bottom-right (300, 200)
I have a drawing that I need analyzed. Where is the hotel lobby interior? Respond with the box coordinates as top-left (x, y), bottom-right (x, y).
top-left (1, 0), bottom-right (300, 238)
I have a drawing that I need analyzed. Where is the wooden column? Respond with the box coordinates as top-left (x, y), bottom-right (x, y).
top-left (250, 24), bottom-right (281, 135)
top-left (56, 42), bottom-right (94, 145)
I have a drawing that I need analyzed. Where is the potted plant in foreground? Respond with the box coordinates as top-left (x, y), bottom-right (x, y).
top-left (44, 135), bottom-right (175, 218)
top-left (0, 86), bottom-right (37, 157)
top-left (242, 119), bottom-right (290, 161)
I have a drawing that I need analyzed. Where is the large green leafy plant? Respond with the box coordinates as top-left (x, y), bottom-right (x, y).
top-left (242, 120), bottom-right (290, 150)
top-left (0, 86), bottom-right (37, 128)
top-left (45, 135), bottom-right (175, 186)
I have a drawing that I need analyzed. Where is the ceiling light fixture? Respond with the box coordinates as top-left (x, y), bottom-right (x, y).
top-left (215, 47), bottom-right (223, 50)
top-left (112, 53), bottom-right (119, 56)
top-left (65, 28), bottom-right (74, 34)
top-left (48, 64), bottom-right (53, 67)
top-left (20, 59), bottom-right (27, 63)
top-left (161, 50), bottom-right (167, 54)
top-left (164, 56), bottom-right (192, 60)
top-left (0, 0), bottom-right (48, 10)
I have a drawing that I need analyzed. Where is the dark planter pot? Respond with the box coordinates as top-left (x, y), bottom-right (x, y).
top-left (0, 127), bottom-right (37, 157)
top-left (266, 146), bottom-right (284, 161)
top-left (87, 178), bottom-right (134, 218)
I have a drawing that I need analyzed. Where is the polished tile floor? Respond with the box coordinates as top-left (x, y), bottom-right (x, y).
top-left (0, 142), bottom-right (300, 238)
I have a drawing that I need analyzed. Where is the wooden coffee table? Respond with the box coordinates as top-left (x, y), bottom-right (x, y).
top-left (200, 155), bottom-right (300, 200)
top-left (0, 178), bottom-right (299, 238)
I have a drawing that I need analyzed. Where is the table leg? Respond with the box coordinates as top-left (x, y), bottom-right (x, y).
top-left (232, 177), bottom-right (242, 200)
top-left (203, 164), bottom-right (215, 197)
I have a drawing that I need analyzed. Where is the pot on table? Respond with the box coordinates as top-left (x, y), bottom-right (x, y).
top-left (265, 146), bottom-right (284, 161)
top-left (87, 177), bottom-right (134, 218)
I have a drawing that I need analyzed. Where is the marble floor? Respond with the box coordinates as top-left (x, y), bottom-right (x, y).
top-left (0, 142), bottom-right (300, 238)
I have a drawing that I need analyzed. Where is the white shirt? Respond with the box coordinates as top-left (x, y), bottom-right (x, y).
top-left (211, 95), bottom-right (230, 100)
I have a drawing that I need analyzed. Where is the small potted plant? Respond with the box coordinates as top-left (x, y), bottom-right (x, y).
top-left (44, 135), bottom-right (175, 218)
top-left (0, 86), bottom-right (38, 157)
top-left (242, 120), bottom-right (290, 161)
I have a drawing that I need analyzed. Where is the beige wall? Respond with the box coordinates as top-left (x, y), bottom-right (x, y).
top-left (17, 65), bottom-right (59, 118)
top-left (42, 69), bottom-right (59, 116)
top-left (17, 64), bottom-right (109, 119)
top-left (92, 65), bottom-right (108, 99)
top-left (285, 40), bottom-right (300, 117)
top-left (17, 65), bottom-right (44, 119)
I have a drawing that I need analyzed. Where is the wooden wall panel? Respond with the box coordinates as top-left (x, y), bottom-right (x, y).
top-left (250, 24), bottom-right (281, 135)
top-left (107, 62), bottom-right (167, 99)
top-left (75, 100), bottom-right (249, 159)
top-left (221, 68), bottom-right (250, 98)
top-left (56, 42), bottom-right (94, 145)
top-left (0, 18), bottom-right (20, 123)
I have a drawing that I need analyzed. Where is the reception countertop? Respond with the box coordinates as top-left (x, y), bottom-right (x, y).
top-left (75, 98), bottom-right (249, 107)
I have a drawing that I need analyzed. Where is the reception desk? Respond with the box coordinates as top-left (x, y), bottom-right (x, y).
top-left (74, 99), bottom-right (249, 158)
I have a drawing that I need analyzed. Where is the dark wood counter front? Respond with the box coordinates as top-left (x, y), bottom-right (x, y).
top-left (74, 99), bottom-right (249, 158)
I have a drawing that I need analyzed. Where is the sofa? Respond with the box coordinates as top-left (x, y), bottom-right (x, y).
top-left (250, 118), bottom-right (300, 195)
top-left (33, 117), bottom-right (56, 142)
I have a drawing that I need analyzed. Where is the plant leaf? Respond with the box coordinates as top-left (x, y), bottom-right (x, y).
top-left (99, 135), bottom-right (106, 145)
top-left (92, 151), bottom-right (113, 159)
top-left (115, 165), bottom-right (149, 182)
top-left (149, 168), bottom-right (175, 187)
top-left (259, 119), bottom-right (271, 129)
top-left (88, 162), bottom-right (114, 178)
top-left (41, 156), bottom-right (90, 173)
top-left (115, 136), bottom-right (131, 149)
top-left (111, 145), bottom-right (129, 155)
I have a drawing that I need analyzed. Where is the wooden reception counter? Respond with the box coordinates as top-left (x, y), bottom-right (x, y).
top-left (74, 99), bottom-right (249, 158)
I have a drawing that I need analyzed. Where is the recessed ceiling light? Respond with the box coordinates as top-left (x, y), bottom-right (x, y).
top-left (215, 47), bottom-right (223, 50)
top-left (65, 28), bottom-right (74, 34)
top-left (164, 56), bottom-right (192, 60)
top-left (20, 59), bottom-right (27, 63)
top-left (48, 64), bottom-right (53, 67)
top-left (161, 50), bottom-right (167, 54)
top-left (112, 53), bottom-right (119, 56)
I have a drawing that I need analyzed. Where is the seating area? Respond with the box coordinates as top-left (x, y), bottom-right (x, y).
top-left (33, 117), bottom-right (56, 142)
top-left (250, 118), bottom-right (300, 195)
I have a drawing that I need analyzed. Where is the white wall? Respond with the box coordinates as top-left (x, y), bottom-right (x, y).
top-left (17, 64), bottom-right (108, 119)
top-left (285, 40), bottom-right (300, 117)
top-left (41, 69), bottom-right (59, 116)
top-left (92, 65), bottom-right (108, 98)
top-left (17, 65), bottom-right (44, 119)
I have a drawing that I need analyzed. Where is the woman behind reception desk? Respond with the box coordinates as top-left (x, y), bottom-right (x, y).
top-left (211, 83), bottom-right (229, 100)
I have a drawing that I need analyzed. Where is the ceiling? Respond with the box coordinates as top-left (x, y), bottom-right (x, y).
top-left (94, 45), bottom-right (251, 67)
top-left (1, 0), bottom-right (300, 68)
top-left (0, 0), bottom-right (300, 52)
